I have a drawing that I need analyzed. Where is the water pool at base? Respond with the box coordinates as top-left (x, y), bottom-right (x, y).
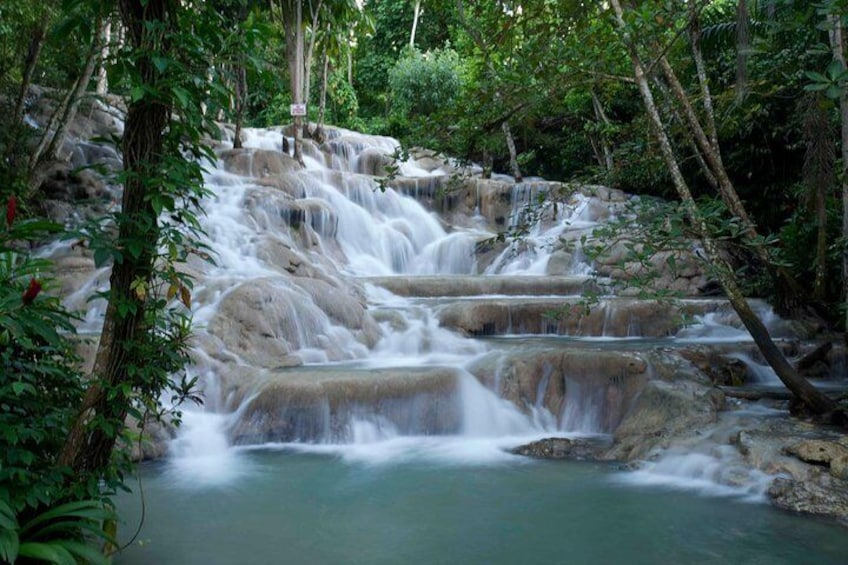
top-left (115, 449), bottom-right (848, 565)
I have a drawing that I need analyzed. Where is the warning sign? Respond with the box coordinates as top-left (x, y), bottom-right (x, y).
top-left (290, 103), bottom-right (307, 116)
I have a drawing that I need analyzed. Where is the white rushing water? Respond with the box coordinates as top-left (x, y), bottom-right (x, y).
top-left (51, 123), bottom-right (791, 498)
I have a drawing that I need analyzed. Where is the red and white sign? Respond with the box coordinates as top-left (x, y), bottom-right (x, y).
top-left (290, 103), bottom-right (307, 116)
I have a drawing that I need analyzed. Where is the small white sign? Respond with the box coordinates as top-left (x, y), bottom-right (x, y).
top-left (290, 103), bottom-right (307, 116)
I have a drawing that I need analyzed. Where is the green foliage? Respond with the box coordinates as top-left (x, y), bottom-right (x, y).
top-left (327, 70), bottom-right (364, 130)
top-left (0, 497), bottom-right (115, 564)
top-left (67, 0), bottom-right (218, 467)
top-left (0, 213), bottom-right (83, 515)
top-left (388, 47), bottom-right (462, 124)
top-left (355, 0), bottom-right (459, 117)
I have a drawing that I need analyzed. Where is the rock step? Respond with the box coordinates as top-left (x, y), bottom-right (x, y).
top-left (434, 297), bottom-right (743, 338)
top-left (360, 275), bottom-right (600, 298)
top-left (468, 348), bottom-right (651, 433)
top-left (227, 366), bottom-right (463, 445)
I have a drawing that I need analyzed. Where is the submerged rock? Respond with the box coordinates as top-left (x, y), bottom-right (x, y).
top-left (509, 437), bottom-right (611, 460)
top-left (768, 475), bottom-right (848, 523)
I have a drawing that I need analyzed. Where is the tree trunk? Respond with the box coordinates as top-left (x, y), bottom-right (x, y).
top-left (59, 0), bottom-right (173, 475)
top-left (828, 13), bottom-right (848, 339)
top-left (96, 20), bottom-right (112, 97)
top-left (315, 51), bottom-right (329, 144)
top-left (688, 3), bottom-right (720, 151)
top-left (27, 19), bottom-right (103, 185)
top-left (735, 0), bottom-right (749, 102)
top-left (656, 56), bottom-right (757, 233)
top-left (233, 61), bottom-right (246, 149)
top-left (801, 93), bottom-right (834, 299)
top-left (12, 11), bottom-right (49, 128)
top-left (590, 89), bottom-right (614, 175)
top-left (609, 0), bottom-right (839, 416)
top-left (655, 52), bottom-right (808, 309)
top-left (302, 0), bottom-right (323, 119)
top-left (502, 121), bottom-right (522, 182)
top-left (410, 0), bottom-right (422, 49)
top-left (285, 0), bottom-right (305, 165)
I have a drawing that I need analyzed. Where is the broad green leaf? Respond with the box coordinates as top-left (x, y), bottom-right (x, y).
top-left (0, 529), bottom-right (19, 564)
top-left (152, 56), bottom-right (169, 72)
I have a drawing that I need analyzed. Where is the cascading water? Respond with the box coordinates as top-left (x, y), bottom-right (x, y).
top-left (155, 126), bottom-right (602, 481)
top-left (55, 121), bottom-right (818, 501)
top-left (119, 124), bottom-right (808, 492)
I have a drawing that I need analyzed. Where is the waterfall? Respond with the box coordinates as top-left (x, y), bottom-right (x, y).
top-left (53, 120), bottom-right (811, 492)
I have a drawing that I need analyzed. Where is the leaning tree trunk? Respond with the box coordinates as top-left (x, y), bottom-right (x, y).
top-left (59, 0), bottom-right (173, 475)
top-left (609, 0), bottom-right (838, 416)
top-left (27, 18), bottom-right (103, 180)
top-left (590, 89), bottom-right (614, 175)
top-left (656, 49), bottom-right (807, 309)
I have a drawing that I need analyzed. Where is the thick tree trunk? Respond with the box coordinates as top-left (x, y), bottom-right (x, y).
top-left (609, 0), bottom-right (839, 416)
top-left (502, 121), bottom-right (522, 182)
top-left (285, 0), bottom-right (305, 165)
top-left (59, 0), bottom-right (173, 475)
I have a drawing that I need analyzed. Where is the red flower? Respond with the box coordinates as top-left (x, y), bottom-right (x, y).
top-left (22, 278), bottom-right (42, 305)
top-left (6, 195), bottom-right (16, 228)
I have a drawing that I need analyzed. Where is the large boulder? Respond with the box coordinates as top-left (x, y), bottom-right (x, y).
top-left (768, 475), bottom-right (848, 521)
top-left (220, 148), bottom-right (302, 178)
top-left (606, 379), bottom-right (726, 461)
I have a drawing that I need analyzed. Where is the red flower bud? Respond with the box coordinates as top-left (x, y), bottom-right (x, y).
top-left (22, 278), bottom-right (42, 305)
top-left (6, 195), bottom-right (16, 228)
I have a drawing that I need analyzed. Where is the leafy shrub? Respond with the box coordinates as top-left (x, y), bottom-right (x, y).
top-left (0, 497), bottom-right (114, 565)
top-left (388, 47), bottom-right (462, 123)
top-left (0, 201), bottom-right (85, 516)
